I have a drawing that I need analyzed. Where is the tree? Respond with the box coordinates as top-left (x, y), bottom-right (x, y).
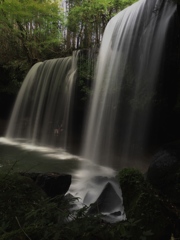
top-left (66, 0), bottom-right (138, 50)
top-left (0, 0), bottom-right (64, 72)
top-left (0, 0), bottom-right (138, 96)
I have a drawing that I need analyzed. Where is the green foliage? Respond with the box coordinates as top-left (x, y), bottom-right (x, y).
top-left (0, 0), bottom-right (138, 95)
top-left (66, 0), bottom-right (138, 48)
top-left (0, 0), bottom-right (64, 64)
top-left (117, 168), bottom-right (147, 215)
top-left (117, 168), bottom-right (180, 240)
top-left (0, 173), bottom-right (46, 234)
top-left (0, 0), bottom-right (65, 94)
top-left (3, 168), bottom-right (180, 239)
top-left (77, 50), bottom-right (96, 102)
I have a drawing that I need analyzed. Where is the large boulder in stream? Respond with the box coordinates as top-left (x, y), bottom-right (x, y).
top-left (20, 172), bottom-right (71, 197)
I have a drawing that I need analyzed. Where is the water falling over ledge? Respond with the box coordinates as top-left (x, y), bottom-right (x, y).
top-left (81, 0), bottom-right (177, 169)
top-left (1, 0), bottom-right (178, 222)
top-left (6, 51), bottom-right (79, 151)
top-left (67, 0), bottom-right (178, 221)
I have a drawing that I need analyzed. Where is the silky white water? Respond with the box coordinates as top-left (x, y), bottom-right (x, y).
top-left (6, 51), bottom-right (79, 150)
top-left (67, 0), bottom-right (177, 221)
top-left (2, 0), bottom-right (177, 222)
top-left (81, 0), bottom-right (177, 168)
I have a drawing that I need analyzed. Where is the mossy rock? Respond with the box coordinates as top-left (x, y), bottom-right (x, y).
top-left (117, 168), bottom-right (179, 240)
top-left (117, 168), bottom-right (146, 211)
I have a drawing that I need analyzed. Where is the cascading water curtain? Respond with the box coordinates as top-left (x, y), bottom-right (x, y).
top-left (6, 51), bottom-right (80, 150)
top-left (81, 0), bottom-right (177, 168)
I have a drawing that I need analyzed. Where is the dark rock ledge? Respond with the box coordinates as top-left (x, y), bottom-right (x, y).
top-left (19, 172), bottom-right (71, 198)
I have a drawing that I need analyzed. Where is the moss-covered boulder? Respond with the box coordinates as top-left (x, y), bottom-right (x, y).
top-left (117, 168), bottom-right (180, 240)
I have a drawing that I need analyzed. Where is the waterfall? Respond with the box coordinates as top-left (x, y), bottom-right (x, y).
top-left (81, 0), bottom-right (177, 169)
top-left (3, 0), bottom-right (178, 222)
top-left (6, 51), bottom-right (79, 150)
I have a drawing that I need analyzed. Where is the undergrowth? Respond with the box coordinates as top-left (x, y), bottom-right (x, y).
top-left (0, 172), bottom-right (154, 240)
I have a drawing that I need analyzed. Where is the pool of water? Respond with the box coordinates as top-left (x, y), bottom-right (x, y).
top-left (0, 137), bottom-right (82, 174)
top-left (0, 137), bottom-right (126, 222)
